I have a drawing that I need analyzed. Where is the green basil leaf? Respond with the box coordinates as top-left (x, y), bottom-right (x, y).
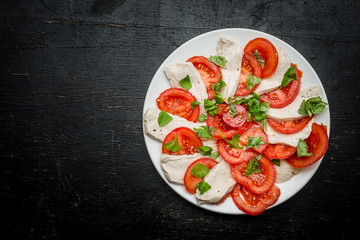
top-left (157, 110), bottom-right (173, 127)
top-left (260, 101), bottom-right (270, 112)
top-left (198, 114), bottom-right (207, 122)
top-left (298, 97), bottom-right (328, 117)
top-left (298, 100), bottom-right (307, 116)
top-left (246, 112), bottom-right (252, 122)
top-left (252, 49), bottom-right (264, 67)
top-left (190, 163), bottom-right (210, 178)
top-left (229, 102), bottom-right (237, 117)
top-left (179, 75), bottom-right (192, 90)
top-left (208, 56), bottom-right (228, 67)
top-left (218, 129), bottom-right (243, 149)
top-left (244, 155), bottom-right (262, 176)
top-left (204, 99), bottom-right (218, 116)
top-left (272, 159), bottom-right (281, 166)
top-left (214, 94), bottom-right (225, 104)
top-left (191, 100), bottom-right (201, 110)
top-left (163, 135), bottom-right (182, 153)
top-left (297, 139), bottom-right (313, 157)
top-left (234, 97), bottom-right (250, 105)
top-left (251, 92), bottom-right (260, 100)
top-left (196, 146), bottom-right (213, 156)
top-left (209, 151), bottom-right (220, 160)
top-left (261, 119), bottom-right (267, 134)
top-left (247, 73), bottom-right (263, 90)
top-left (196, 181), bottom-right (212, 195)
top-left (212, 78), bottom-right (226, 94)
top-left (280, 65), bottom-right (297, 89)
top-left (193, 126), bottom-right (213, 138)
top-left (246, 136), bottom-right (266, 149)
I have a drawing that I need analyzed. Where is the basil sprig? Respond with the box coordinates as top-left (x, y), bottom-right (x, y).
top-left (246, 136), bottom-right (266, 149)
top-left (246, 93), bottom-right (270, 121)
top-left (247, 73), bottom-right (263, 90)
top-left (209, 151), bottom-right (220, 160)
top-left (196, 146), bottom-right (213, 156)
top-left (280, 65), bottom-right (297, 89)
top-left (197, 114), bottom-right (207, 122)
top-left (244, 155), bottom-right (262, 176)
top-left (191, 163), bottom-right (210, 178)
top-left (193, 126), bottom-right (215, 138)
top-left (208, 56), bottom-right (227, 67)
top-left (298, 97), bottom-right (328, 117)
top-left (191, 100), bottom-right (201, 110)
top-left (157, 110), bottom-right (173, 127)
top-left (297, 139), bottom-right (313, 157)
top-left (218, 129), bottom-right (243, 149)
top-left (204, 99), bottom-right (218, 116)
top-left (212, 76), bottom-right (226, 94)
top-left (179, 75), bottom-right (192, 90)
top-left (272, 159), bottom-right (281, 166)
top-left (253, 49), bottom-right (264, 67)
top-left (196, 180), bottom-right (212, 195)
top-left (163, 135), bottom-right (182, 153)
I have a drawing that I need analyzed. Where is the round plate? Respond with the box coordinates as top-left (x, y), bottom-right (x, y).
top-left (142, 28), bottom-right (330, 215)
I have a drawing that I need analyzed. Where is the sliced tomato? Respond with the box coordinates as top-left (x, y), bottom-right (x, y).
top-left (217, 139), bottom-right (258, 165)
top-left (187, 56), bottom-right (222, 100)
top-left (231, 183), bottom-right (281, 216)
top-left (260, 64), bottom-right (302, 108)
top-left (184, 158), bottom-right (218, 194)
top-left (287, 123), bottom-right (328, 168)
top-left (162, 127), bottom-right (203, 155)
top-left (222, 104), bottom-right (247, 128)
top-left (230, 155), bottom-right (276, 195)
top-left (244, 38), bottom-right (278, 79)
top-left (157, 88), bottom-right (200, 122)
top-left (239, 122), bottom-right (269, 153)
top-left (235, 51), bottom-right (263, 96)
top-left (264, 144), bottom-right (297, 160)
top-left (266, 116), bottom-right (313, 134)
top-left (207, 113), bottom-right (252, 139)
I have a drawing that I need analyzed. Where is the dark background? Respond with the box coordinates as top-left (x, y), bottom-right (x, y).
top-left (1, 0), bottom-right (360, 239)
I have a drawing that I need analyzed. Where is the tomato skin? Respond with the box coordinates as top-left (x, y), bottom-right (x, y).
top-left (157, 88), bottom-right (200, 122)
top-left (264, 144), bottom-right (297, 160)
top-left (231, 184), bottom-right (281, 216)
top-left (244, 38), bottom-right (279, 79)
top-left (287, 123), bottom-right (329, 168)
top-left (266, 116), bottom-right (313, 134)
top-left (222, 104), bottom-right (247, 128)
top-left (217, 139), bottom-right (258, 165)
top-left (260, 64), bottom-right (302, 108)
top-left (230, 155), bottom-right (276, 195)
top-left (235, 51), bottom-right (263, 97)
top-left (187, 56), bottom-right (222, 100)
top-left (162, 127), bottom-right (203, 155)
top-left (239, 122), bottom-right (269, 153)
top-left (184, 158), bottom-right (218, 194)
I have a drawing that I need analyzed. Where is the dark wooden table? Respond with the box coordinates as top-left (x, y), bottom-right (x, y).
top-left (1, 0), bottom-right (359, 239)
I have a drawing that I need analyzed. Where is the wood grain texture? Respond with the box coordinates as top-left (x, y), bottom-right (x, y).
top-left (1, 0), bottom-right (359, 239)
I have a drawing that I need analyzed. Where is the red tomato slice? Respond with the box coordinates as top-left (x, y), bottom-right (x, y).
top-left (184, 158), bottom-right (218, 194)
top-left (260, 64), bottom-right (302, 108)
top-left (239, 122), bottom-right (269, 153)
top-left (162, 127), bottom-right (203, 155)
top-left (244, 38), bottom-right (278, 79)
top-left (264, 144), bottom-right (297, 160)
top-left (266, 116), bottom-right (313, 134)
top-left (235, 51), bottom-right (263, 96)
top-left (231, 183), bottom-right (281, 216)
top-left (207, 114), bottom-right (252, 139)
top-left (217, 139), bottom-right (258, 165)
top-left (157, 88), bottom-right (200, 122)
top-left (222, 104), bottom-right (247, 128)
top-left (230, 155), bottom-right (276, 195)
top-left (287, 123), bottom-right (329, 168)
top-left (187, 56), bottom-right (222, 100)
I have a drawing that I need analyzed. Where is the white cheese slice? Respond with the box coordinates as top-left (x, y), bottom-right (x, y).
top-left (164, 63), bottom-right (207, 116)
top-left (275, 160), bottom-right (301, 183)
top-left (267, 117), bottom-right (314, 147)
top-left (220, 69), bottom-right (241, 100)
top-left (196, 159), bottom-right (236, 205)
top-left (143, 107), bottom-right (203, 142)
top-left (267, 86), bottom-right (322, 120)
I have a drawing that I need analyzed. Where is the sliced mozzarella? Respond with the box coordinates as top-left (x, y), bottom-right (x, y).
top-left (275, 160), bottom-right (301, 183)
top-left (196, 159), bottom-right (236, 205)
top-left (267, 86), bottom-right (322, 120)
top-left (266, 117), bottom-right (314, 147)
top-left (164, 62), bottom-right (207, 116)
top-left (220, 69), bottom-right (241, 99)
top-left (254, 46), bottom-right (291, 95)
top-left (143, 107), bottom-right (203, 142)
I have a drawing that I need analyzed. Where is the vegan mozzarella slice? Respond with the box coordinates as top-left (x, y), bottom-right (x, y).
top-left (196, 159), bottom-right (236, 205)
top-left (275, 160), bottom-right (301, 183)
top-left (164, 62), bottom-right (207, 116)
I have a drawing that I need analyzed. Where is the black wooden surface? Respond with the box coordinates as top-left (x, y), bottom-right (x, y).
top-left (1, 0), bottom-right (360, 239)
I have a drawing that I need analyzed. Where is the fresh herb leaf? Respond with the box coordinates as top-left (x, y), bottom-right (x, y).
top-left (297, 139), bottom-right (313, 157)
top-left (193, 126), bottom-right (214, 138)
top-left (272, 159), bottom-right (281, 166)
top-left (163, 135), bottom-right (182, 153)
top-left (212, 77), bottom-right (226, 94)
top-left (298, 100), bottom-right (307, 116)
top-left (247, 73), bottom-right (263, 90)
top-left (196, 146), bottom-right (213, 156)
top-left (280, 65), bottom-right (297, 89)
top-left (214, 94), bottom-right (225, 104)
top-left (198, 114), bottom-right (207, 122)
top-left (246, 112), bottom-right (252, 122)
top-left (196, 181), bottom-right (212, 195)
top-left (246, 136), bottom-right (266, 148)
top-left (229, 102), bottom-right (237, 117)
top-left (204, 99), bottom-right (218, 116)
top-left (218, 130), bottom-right (243, 149)
top-left (209, 151), bottom-right (220, 160)
top-left (191, 100), bottom-right (201, 110)
top-left (208, 56), bottom-right (228, 67)
top-left (246, 94), bottom-right (269, 122)
top-left (261, 119), bottom-right (267, 134)
top-left (244, 155), bottom-right (262, 176)
top-left (253, 49), bottom-right (264, 67)
top-left (190, 163), bottom-right (210, 178)
top-left (179, 75), bottom-right (192, 90)
top-left (251, 92), bottom-right (260, 99)
top-left (260, 101), bottom-right (270, 112)
top-left (157, 110), bottom-right (173, 127)
top-left (298, 97), bottom-right (328, 117)
top-left (234, 97), bottom-right (250, 105)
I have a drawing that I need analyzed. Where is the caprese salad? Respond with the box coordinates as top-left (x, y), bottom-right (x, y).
top-left (143, 36), bottom-right (329, 216)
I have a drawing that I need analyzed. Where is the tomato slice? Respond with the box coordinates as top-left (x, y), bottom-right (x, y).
top-left (222, 104), bottom-right (247, 128)
top-left (264, 144), bottom-right (297, 160)
top-left (260, 64), bottom-right (302, 108)
top-left (231, 183), bottom-right (281, 216)
top-left (230, 155), bottom-right (276, 195)
top-left (207, 114), bottom-right (252, 139)
top-left (235, 51), bottom-right (263, 97)
top-left (266, 116), bottom-right (313, 134)
top-left (184, 158), bottom-right (218, 194)
top-left (162, 127), bottom-right (203, 155)
top-left (157, 88), bottom-right (200, 122)
top-left (217, 139), bottom-right (258, 165)
top-left (287, 123), bottom-right (328, 168)
top-left (244, 38), bottom-right (278, 79)
top-left (187, 56), bottom-right (222, 100)
top-left (239, 122), bottom-right (269, 153)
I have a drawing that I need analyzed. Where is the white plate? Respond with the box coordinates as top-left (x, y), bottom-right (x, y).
top-left (142, 28), bottom-right (330, 215)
